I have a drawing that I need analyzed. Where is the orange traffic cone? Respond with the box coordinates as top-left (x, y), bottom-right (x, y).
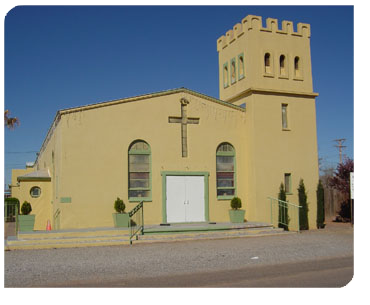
top-left (46, 219), bottom-right (51, 231)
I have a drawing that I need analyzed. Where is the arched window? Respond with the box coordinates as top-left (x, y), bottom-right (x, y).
top-left (223, 63), bottom-right (229, 88)
top-left (294, 56), bottom-right (300, 77)
top-left (231, 59), bottom-right (236, 84)
top-left (264, 53), bottom-right (271, 74)
top-left (128, 140), bottom-right (151, 201)
top-left (238, 54), bottom-right (245, 79)
top-left (216, 143), bottom-right (235, 198)
top-left (279, 55), bottom-right (286, 76)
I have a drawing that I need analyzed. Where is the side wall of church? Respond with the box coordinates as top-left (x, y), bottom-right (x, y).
top-left (33, 118), bottom-right (63, 229)
top-left (244, 93), bottom-right (319, 229)
top-left (54, 92), bottom-right (246, 229)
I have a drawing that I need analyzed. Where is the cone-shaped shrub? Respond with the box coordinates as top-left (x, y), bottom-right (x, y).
top-left (298, 179), bottom-right (309, 230)
top-left (114, 197), bottom-right (126, 213)
top-left (278, 183), bottom-right (289, 231)
top-left (316, 180), bottom-right (325, 229)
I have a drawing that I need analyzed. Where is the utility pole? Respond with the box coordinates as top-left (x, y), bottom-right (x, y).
top-left (334, 138), bottom-right (346, 164)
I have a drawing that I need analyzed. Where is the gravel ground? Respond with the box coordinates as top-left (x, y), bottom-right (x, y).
top-left (4, 222), bottom-right (353, 287)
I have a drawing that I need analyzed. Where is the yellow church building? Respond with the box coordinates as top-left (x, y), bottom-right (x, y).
top-left (11, 15), bottom-right (319, 231)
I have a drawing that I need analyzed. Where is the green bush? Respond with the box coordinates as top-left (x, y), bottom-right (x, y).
top-left (316, 180), bottom-right (325, 229)
top-left (298, 179), bottom-right (309, 230)
top-left (278, 183), bottom-right (289, 231)
top-left (21, 201), bottom-right (32, 215)
top-left (114, 197), bottom-right (126, 213)
top-left (230, 197), bottom-right (242, 210)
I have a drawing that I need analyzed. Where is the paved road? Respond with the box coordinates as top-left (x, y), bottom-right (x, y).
top-left (63, 256), bottom-right (353, 287)
top-left (4, 222), bottom-right (353, 287)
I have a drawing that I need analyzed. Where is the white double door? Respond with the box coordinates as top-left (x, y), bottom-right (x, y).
top-left (166, 176), bottom-right (205, 223)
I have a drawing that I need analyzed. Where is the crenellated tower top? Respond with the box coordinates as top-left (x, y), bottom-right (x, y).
top-left (217, 15), bottom-right (311, 52)
top-left (217, 15), bottom-right (316, 104)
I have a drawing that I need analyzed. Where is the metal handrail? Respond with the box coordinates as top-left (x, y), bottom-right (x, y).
top-left (15, 205), bottom-right (19, 236)
top-left (268, 197), bottom-right (302, 232)
top-left (129, 201), bottom-right (144, 244)
top-left (53, 208), bottom-right (61, 230)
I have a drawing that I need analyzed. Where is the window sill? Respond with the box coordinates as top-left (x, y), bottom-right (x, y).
top-left (217, 196), bottom-right (234, 201)
top-left (286, 192), bottom-right (293, 195)
top-left (278, 75), bottom-right (289, 80)
top-left (129, 197), bottom-right (152, 202)
top-left (263, 73), bottom-right (275, 78)
top-left (238, 75), bottom-right (245, 81)
top-left (282, 128), bottom-right (291, 131)
top-left (293, 76), bottom-right (304, 81)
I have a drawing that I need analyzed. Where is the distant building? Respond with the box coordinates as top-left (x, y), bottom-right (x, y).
top-left (4, 188), bottom-right (11, 198)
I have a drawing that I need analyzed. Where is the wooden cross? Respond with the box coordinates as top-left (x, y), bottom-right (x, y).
top-left (169, 98), bottom-right (200, 157)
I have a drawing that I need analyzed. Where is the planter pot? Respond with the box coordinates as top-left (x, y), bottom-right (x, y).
top-left (229, 209), bottom-right (246, 223)
top-left (18, 214), bottom-right (35, 232)
top-left (113, 213), bottom-right (130, 227)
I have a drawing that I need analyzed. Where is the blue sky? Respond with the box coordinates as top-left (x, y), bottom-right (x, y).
top-left (3, 5), bottom-right (353, 187)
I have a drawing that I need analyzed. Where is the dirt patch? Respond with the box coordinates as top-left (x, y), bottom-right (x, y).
top-left (313, 221), bottom-right (353, 235)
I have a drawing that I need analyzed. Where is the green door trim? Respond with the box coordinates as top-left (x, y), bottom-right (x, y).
top-left (161, 171), bottom-right (210, 224)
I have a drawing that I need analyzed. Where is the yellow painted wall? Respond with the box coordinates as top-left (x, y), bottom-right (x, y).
top-left (244, 94), bottom-right (319, 228)
top-left (32, 117), bottom-right (63, 229)
top-left (10, 168), bottom-right (33, 187)
top-left (11, 179), bottom-right (52, 230)
top-left (46, 91), bottom-right (246, 229)
top-left (218, 15), bottom-right (313, 103)
top-left (11, 116), bottom-right (62, 230)
top-left (217, 15), bottom-right (319, 229)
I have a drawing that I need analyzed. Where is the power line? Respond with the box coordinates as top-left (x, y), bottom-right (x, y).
top-left (5, 151), bottom-right (38, 154)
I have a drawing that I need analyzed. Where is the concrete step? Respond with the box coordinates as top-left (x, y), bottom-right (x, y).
top-left (17, 227), bottom-right (130, 240)
top-left (5, 226), bottom-right (293, 250)
top-left (6, 233), bottom-right (130, 246)
top-left (5, 238), bottom-right (131, 250)
top-left (133, 227), bottom-right (290, 244)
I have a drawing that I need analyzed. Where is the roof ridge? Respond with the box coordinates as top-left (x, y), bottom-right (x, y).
top-left (34, 87), bottom-right (245, 166)
top-left (58, 88), bottom-right (245, 115)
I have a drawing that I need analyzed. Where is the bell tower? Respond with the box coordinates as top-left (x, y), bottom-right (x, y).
top-left (217, 15), bottom-right (316, 106)
top-left (216, 15), bottom-right (319, 228)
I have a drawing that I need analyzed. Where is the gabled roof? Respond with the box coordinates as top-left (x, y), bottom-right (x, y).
top-left (17, 169), bottom-right (51, 182)
top-left (58, 87), bottom-right (245, 115)
top-left (35, 88), bottom-right (245, 166)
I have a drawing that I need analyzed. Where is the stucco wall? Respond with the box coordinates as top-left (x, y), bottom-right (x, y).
top-left (11, 179), bottom-right (52, 230)
top-left (54, 92), bottom-right (246, 229)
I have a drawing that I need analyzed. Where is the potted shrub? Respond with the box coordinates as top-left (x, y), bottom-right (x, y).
top-left (112, 197), bottom-right (129, 227)
top-left (229, 197), bottom-right (246, 223)
top-left (18, 201), bottom-right (35, 232)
